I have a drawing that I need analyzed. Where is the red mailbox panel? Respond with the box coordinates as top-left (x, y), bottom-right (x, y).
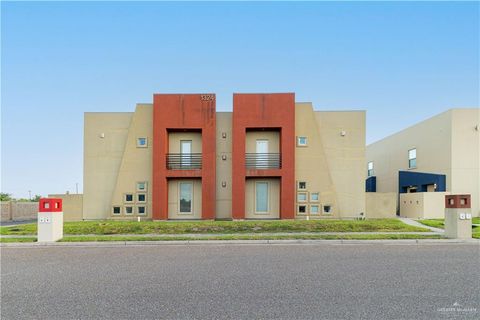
top-left (445, 194), bottom-right (471, 209)
top-left (39, 198), bottom-right (63, 212)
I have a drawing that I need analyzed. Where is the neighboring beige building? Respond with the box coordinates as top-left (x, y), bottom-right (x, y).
top-left (81, 93), bottom-right (368, 220)
top-left (366, 108), bottom-right (480, 217)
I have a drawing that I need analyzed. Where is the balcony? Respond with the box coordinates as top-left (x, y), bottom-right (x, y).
top-left (245, 153), bottom-right (281, 169)
top-left (167, 153), bottom-right (202, 170)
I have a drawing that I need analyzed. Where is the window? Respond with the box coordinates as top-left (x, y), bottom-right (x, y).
top-left (137, 181), bottom-right (147, 191)
top-left (112, 206), bottom-right (121, 215)
top-left (310, 193), bottom-right (319, 202)
top-left (137, 206), bottom-right (146, 216)
top-left (124, 194), bottom-right (134, 203)
top-left (408, 148), bottom-right (416, 169)
top-left (125, 206), bottom-right (133, 215)
top-left (137, 193), bottom-right (146, 203)
top-left (255, 182), bottom-right (269, 213)
top-left (323, 205), bottom-right (332, 215)
top-left (310, 205), bottom-right (319, 215)
top-left (179, 182), bottom-right (193, 213)
top-left (297, 205), bottom-right (307, 214)
top-left (256, 140), bottom-right (269, 168)
top-left (367, 161), bottom-right (374, 177)
top-left (297, 181), bottom-right (307, 190)
top-left (297, 192), bottom-right (307, 202)
top-left (297, 136), bottom-right (308, 147)
top-left (137, 137), bottom-right (148, 148)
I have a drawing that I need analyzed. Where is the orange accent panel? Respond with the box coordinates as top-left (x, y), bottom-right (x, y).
top-left (232, 93), bottom-right (295, 220)
top-left (153, 94), bottom-right (216, 220)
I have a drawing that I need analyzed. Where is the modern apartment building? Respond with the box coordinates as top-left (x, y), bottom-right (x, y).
top-left (366, 108), bottom-right (480, 217)
top-left (83, 93), bottom-right (366, 220)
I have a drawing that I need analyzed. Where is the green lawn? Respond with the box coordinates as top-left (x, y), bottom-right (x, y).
top-left (0, 219), bottom-right (429, 236)
top-left (0, 233), bottom-right (443, 243)
top-left (417, 218), bottom-right (480, 239)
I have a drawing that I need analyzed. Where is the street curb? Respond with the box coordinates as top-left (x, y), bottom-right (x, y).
top-left (1, 238), bottom-right (479, 248)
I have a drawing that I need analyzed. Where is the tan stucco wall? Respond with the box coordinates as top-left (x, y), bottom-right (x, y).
top-left (0, 201), bottom-right (38, 222)
top-left (168, 179), bottom-right (202, 219)
top-left (245, 131), bottom-right (280, 153)
top-left (109, 104), bottom-right (153, 219)
top-left (400, 192), bottom-right (449, 219)
top-left (216, 113), bottom-right (233, 219)
top-left (245, 178), bottom-right (280, 219)
top-left (48, 194), bottom-right (83, 221)
top-left (168, 132), bottom-right (202, 153)
top-left (295, 103), bottom-right (366, 219)
top-left (365, 193), bottom-right (397, 219)
top-left (367, 109), bottom-right (479, 216)
top-left (83, 112), bottom-right (133, 219)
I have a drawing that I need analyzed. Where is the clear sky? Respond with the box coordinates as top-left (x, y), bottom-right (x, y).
top-left (2, 1), bottom-right (479, 198)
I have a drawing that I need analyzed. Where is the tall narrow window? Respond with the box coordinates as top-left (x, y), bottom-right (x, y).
top-left (180, 140), bottom-right (192, 167)
top-left (179, 182), bottom-right (193, 213)
top-left (255, 182), bottom-right (269, 213)
top-left (367, 161), bottom-right (374, 177)
top-left (408, 148), bottom-right (416, 169)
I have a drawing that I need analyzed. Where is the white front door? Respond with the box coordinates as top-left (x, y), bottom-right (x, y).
top-left (180, 140), bottom-right (192, 167)
top-left (256, 140), bottom-right (268, 167)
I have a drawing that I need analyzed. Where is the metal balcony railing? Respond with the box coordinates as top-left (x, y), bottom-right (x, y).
top-left (245, 153), bottom-right (281, 169)
top-left (166, 153), bottom-right (202, 170)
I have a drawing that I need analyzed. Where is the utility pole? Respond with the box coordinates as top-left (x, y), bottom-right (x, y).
top-left (76, 183), bottom-right (79, 194)
top-left (28, 190), bottom-right (32, 200)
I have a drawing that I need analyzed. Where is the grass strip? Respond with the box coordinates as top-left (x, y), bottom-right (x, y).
top-left (0, 219), bottom-right (429, 236)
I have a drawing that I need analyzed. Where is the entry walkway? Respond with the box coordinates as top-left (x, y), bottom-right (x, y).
top-left (398, 218), bottom-right (444, 233)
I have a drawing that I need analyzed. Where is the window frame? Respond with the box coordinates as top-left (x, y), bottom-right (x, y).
top-left (297, 181), bottom-right (307, 190)
top-left (296, 136), bottom-right (308, 147)
top-left (297, 204), bottom-right (308, 215)
top-left (136, 181), bottom-right (147, 192)
top-left (254, 181), bottom-right (269, 214)
top-left (178, 181), bottom-right (194, 214)
top-left (367, 161), bottom-right (374, 177)
top-left (137, 137), bottom-right (148, 148)
top-left (124, 206), bottom-right (134, 215)
top-left (310, 204), bottom-right (320, 215)
top-left (408, 148), bottom-right (417, 169)
top-left (310, 192), bottom-right (319, 202)
top-left (323, 205), bottom-right (333, 215)
top-left (137, 206), bottom-right (147, 216)
top-left (297, 192), bottom-right (308, 203)
top-left (137, 193), bottom-right (147, 203)
top-left (112, 206), bottom-right (121, 215)
top-left (124, 193), bottom-right (134, 203)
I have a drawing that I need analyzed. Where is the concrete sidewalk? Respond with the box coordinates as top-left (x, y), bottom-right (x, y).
top-left (398, 217), bottom-right (445, 233)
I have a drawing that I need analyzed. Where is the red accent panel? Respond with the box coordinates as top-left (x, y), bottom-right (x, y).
top-left (445, 194), bottom-right (471, 209)
top-left (232, 93), bottom-right (295, 220)
top-left (152, 94), bottom-right (216, 220)
top-left (39, 198), bottom-right (62, 212)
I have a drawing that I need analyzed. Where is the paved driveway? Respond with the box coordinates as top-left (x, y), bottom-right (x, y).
top-left (1, 243), bottom-right (479, 319)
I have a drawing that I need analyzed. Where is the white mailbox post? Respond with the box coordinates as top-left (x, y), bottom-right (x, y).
top-left (444, 195), bottom-right (472, 239)
top-left (38, 198), bottom-right (63, 242)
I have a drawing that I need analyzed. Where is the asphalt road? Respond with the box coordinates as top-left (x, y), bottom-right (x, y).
top-left (1, 243), bottom-right (479, 320)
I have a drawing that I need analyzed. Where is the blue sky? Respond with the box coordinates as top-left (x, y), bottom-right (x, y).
top-left (2, 1), bottom-right (479, 198)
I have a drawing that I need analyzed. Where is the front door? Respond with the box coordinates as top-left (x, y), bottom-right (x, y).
top-left (180, 140), bottom-right (192, 167)
top-left (256, 139), bottom-right (268, 168)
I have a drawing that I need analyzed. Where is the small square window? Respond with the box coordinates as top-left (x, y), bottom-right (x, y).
top-left (44, 203), bottom-right (50, 209)
top-left (112, 206), bottom-right (121, 215)
top-left (137, 193), bottom-right (146, 203)
top-left (297, 136), bottom-right (308, 147)
top-left (137, 181), bottom-right (147, 191)
top-left (297, 205), bottom-right (307, 215)
top-left (310, 205), bottom-right (319, 215)
top-left (323, 205), bottom-right (332, 215)
top-left (137, 137), bottom-right (148, 148)
top-left (297, 192), bottom-right (307, 202)
top-left (137, 206), bottom-right (147, 216)
top-left (298, 181), bottom-right (307, 190)
top-left (125, 206), bottom-right (133, 215)
top-left (125, 194), bottom-right (134, 203)
top-left (310, 193), bottom-right (319, 202)
top-left (408, 148), bottom-right (416, 169)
